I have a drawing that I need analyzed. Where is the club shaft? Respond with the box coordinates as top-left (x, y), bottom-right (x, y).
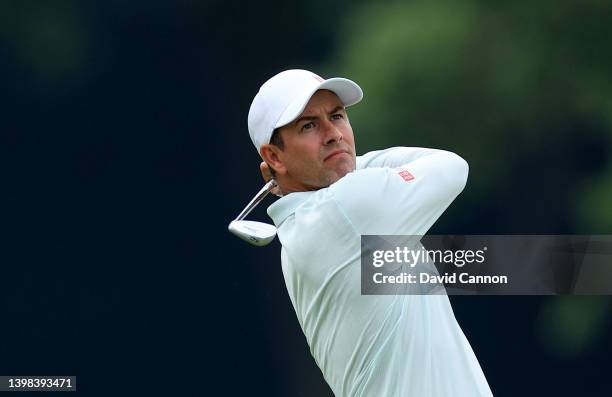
top-left (235, 180), bottom-right (277, 221)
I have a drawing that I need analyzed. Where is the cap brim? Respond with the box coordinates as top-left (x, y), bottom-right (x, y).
top-left (274, 77), bottom-right (363, 129)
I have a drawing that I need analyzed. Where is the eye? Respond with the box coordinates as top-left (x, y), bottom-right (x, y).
top-left (301, 122), bottom-right (315, 131)
top-left (331, 113), bottom-right (344, 120)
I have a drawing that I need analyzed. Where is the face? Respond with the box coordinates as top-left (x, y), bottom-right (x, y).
top-left (262, 90), bottom-right (357, 193)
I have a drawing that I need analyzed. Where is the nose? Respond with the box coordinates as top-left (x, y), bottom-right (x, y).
top-left (322, 120), bottom-right (343, 145)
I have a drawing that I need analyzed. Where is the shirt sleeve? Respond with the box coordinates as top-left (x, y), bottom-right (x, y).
top-left (331, 149), bottom-right (469, 235)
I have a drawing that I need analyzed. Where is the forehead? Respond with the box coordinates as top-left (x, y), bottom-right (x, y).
top-left (301, 90), bottom-right (344, 114)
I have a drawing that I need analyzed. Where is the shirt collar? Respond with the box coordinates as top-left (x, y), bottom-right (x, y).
top-left (267, 191), bottom-right (314, 226)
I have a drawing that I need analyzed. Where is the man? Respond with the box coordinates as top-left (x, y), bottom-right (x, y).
top-left (248, 69), bottom-right (493, 396)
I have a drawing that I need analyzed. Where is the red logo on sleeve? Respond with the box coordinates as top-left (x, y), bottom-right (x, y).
top-left (398, 170), bottom-right (415, 182)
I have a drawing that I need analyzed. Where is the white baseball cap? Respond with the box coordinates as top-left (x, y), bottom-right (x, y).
top-left (247, 69), bottom-right (363, 152)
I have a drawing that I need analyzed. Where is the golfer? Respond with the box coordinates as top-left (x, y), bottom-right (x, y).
top-left (248, 69), bottom-right (493, 396)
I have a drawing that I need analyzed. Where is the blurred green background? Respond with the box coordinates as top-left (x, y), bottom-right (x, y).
top-left (323, 0), bottom-right (612, 367)
top-left (323, 0), bottom-right (612, 233)
top-left (3, 0), bottom-right (611, 395)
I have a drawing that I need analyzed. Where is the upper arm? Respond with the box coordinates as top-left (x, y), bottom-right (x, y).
top-left (332, 151), bottom-right (468, 235)
top-left (356, 147), bottom-right (449, 170)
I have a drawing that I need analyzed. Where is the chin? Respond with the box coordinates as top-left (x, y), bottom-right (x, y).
top-left (319, 159), bottom-right (356, 186)
top-left (327, 167), bottom-right (353, 185)
top-left (337, 168), bottom-right (352, 179)
top-left (338, 161), bottom-right (356, 177)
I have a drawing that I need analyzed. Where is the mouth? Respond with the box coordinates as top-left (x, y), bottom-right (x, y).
top-left (324, 150), bottom-right (349, 162)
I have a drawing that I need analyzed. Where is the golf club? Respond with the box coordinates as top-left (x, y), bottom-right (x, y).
top-left (228, 179), bottom-right (278, 246)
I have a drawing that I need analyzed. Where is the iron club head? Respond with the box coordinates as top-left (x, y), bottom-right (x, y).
top-left (228, 220), bottom-right (277, 246)
top-left (228, 180), bottom-right (278, 246)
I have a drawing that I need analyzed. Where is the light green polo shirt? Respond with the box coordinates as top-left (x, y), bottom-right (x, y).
top-left (267, 147), bottom-right (493, 397)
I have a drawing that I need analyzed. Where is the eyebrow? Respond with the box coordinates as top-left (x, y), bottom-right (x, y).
top-left (293, 106), bottom-right (345, 126)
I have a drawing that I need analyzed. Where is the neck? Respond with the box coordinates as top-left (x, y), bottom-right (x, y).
top-left (276, 177), bottom-right (320, 196)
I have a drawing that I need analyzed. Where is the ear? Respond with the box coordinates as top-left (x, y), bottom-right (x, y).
top-left (260, 144), bottom-right (287, 175)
